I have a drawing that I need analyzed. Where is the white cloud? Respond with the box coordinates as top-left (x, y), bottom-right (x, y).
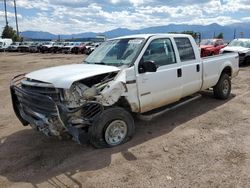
top-left (1, 0), bottom-right (250, 34)
top-left (14, 0), bottom-right (50, 11)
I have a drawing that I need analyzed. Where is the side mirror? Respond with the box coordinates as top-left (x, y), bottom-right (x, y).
top-left (139, 60), bottom-right (157, 73)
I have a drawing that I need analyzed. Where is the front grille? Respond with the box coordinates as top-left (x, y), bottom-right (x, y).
top-left (14, 86), bottom-right (57, 115)
top-left (11, 75), bottom-right (59, 115)
top-left (21, 79), bottom-right (60, 102)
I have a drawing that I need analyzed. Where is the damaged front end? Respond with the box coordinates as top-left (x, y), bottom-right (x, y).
top-left (10, 72), bottom-right (121, 144)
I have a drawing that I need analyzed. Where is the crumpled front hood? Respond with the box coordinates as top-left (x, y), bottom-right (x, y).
top-left (222, 46), bottom-right (250, 53)
top-left (25, 64), bottom-right (120, 89)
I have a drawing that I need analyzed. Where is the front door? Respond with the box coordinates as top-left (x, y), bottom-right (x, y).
top-left (136, 37), bottom-right (183, 113)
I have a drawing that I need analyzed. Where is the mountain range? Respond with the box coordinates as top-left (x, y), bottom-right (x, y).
top-left (21, 23), bottom-right (250, 41)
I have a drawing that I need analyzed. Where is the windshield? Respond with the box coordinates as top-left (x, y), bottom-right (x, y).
top-left (84, 38), bottom-right (145, 66)
top-left (200, 39), bottom-right (215, 45)
top-left (229, 40), bottom-right (250, 48)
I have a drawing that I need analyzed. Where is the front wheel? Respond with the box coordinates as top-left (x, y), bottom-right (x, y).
top-left (213, 74), bottom-right (231, 100)
top-left (89, 107), bottom-right (135, 148)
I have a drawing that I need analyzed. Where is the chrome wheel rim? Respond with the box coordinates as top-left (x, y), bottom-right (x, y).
top-left (105, 120), bottom-right (127, 146)
top-left (222, 79), bottom-right (230, 95)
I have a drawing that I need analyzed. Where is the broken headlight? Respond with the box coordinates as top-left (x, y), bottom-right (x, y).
top-left (62, 83), bottom-right (98, 108)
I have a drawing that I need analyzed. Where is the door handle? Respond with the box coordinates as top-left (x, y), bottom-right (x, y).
top-left (177, 68), bottom-right (182, 77)
top-left (196, 64), bottom-right (200, 72)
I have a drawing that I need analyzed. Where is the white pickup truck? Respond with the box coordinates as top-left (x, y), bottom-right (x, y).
top-left (11, 34), bottom-right (239, 148)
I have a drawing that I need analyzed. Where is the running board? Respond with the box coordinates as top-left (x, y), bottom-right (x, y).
top-left (138, 94), bottom-right (202, 121)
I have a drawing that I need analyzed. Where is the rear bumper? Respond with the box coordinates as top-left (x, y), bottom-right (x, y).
top-left (10, 74), bottom-right (103, 143)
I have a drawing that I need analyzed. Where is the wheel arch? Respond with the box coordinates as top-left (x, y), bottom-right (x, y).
top-left (220, 66), bottom-right (232, 77)
top-left (115, 96), bottom-right (132, 113)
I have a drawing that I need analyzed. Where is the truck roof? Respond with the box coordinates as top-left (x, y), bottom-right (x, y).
top-left (112, 33), bottom-right (192, 40)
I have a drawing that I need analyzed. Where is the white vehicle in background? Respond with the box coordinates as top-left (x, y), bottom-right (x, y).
top-left (61, 42), bottom-right (81, 54)
top-left (40, 41), bottom-right (55, 53)
top-left (0, 38), bottom-right (13, 52)
top-left (85, 43), bottom-right (100, 55)
top-left (17, 42), bottom-right (33, 52)
top-left (11, 34), bottom-right (239, 148)
top-left (220, 38), bottom-right (250, 65)
top-left (7, 42), bottom-right (20, 52)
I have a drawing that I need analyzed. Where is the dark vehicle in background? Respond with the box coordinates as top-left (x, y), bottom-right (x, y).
top-left (40, 42), bottom-right (54, 53)
top-left (50, 42), bottom-right (65, 53)
top-left (7, 42), bottom-right (20, 52)
top-left (29, 42), bottom-right (43, 53)
top-left (220, 38), bottom-right (250, 65)
top-left (17, 42), bottom-right (32, 52)
top-left (200, 39), bottom-right (225, 57)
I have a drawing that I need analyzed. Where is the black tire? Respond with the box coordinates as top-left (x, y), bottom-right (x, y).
top-left (213, 73), bottom-right (231, 100)
top-left (89, 107), bottom-right (135, 148)
top-left (245, 56), bottom-right (250, 65)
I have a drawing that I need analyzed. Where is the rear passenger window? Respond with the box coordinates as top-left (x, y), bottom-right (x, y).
top-left (142, 38), bottom-right (176, 67)
top-left (174, 38), bottom-right (195, 62)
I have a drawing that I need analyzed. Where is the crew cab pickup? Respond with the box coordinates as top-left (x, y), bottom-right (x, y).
top-left (10, 34), bottom-right (239, 148)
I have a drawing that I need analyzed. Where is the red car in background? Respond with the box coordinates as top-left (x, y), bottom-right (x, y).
top-left (200, 39), bottom-right (226, 57)
top-left (71, 42), bottom-right (93, 54)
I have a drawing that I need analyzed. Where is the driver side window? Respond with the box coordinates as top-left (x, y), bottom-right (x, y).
top-left (142, 38), bottom-right (176, 67)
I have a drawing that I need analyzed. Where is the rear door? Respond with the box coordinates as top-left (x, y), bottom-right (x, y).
top-left (173, 37), bottom-right (202, 97)
top-left (136, 37), bottom-right (183, 112)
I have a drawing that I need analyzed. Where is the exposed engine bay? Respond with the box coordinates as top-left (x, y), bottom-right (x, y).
top-left (61, 72), bottom-right (120, 108)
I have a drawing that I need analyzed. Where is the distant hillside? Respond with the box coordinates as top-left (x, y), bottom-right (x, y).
top-left (21, 23), bottom-right (250, 41)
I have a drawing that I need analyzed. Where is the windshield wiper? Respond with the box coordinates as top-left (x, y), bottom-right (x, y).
top-left (83, 60), bottom-right (90, 64)
top-left (93, 62), bottom-right (106, 65)
top-left (83, 61), bottom-right (106, 65)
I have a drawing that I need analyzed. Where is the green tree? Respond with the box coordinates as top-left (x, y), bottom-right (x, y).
top-left (216, 32), bottom-right (224, 39)
top-left (181, 31), bottom-right (198, 38)
top-left (1, 25), bottom-right (22, 41)
top-left (169, 30), bottom-right (199, 39)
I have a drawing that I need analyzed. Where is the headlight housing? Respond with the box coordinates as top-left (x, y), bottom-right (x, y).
top-left (62, 82), bottom-right (98, 108)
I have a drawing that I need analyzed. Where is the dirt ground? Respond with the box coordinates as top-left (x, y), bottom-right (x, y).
top-left (0, 52), bottom-right (250, 188)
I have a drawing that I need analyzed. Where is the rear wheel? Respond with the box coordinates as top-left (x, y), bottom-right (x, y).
top-left (213, 74), bottom-right (231, 99)
top-left (89, 107), bottom-right (135, 148)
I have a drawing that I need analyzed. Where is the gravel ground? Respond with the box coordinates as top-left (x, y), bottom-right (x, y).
top-left (0, 52), bottom-right (250, 188)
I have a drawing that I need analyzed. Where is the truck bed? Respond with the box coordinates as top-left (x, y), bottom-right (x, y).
top-left (201, 53), bottom-right (239, 90)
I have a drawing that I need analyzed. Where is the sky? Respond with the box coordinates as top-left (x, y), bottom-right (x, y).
top-left (0, 0), bottom-right (250, 35)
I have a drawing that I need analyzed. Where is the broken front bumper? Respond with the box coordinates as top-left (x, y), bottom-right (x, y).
top-left (10, 74), bottom-right (103, 144)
